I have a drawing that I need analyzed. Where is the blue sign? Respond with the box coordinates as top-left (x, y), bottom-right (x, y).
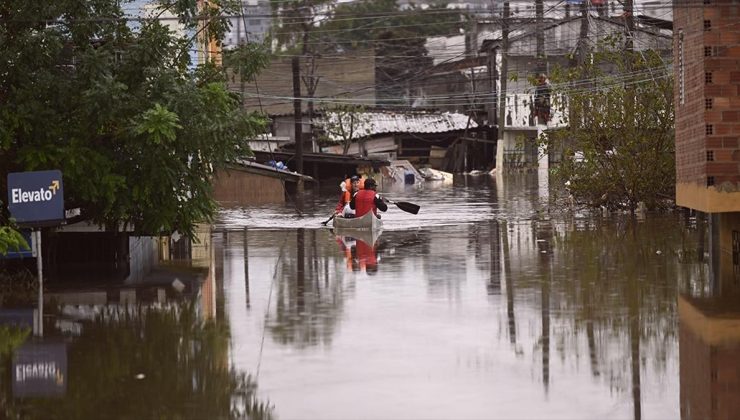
top-left (13, 342), bottom-right (67, 398)
top-left (7, 170), bottom-right (64, 225)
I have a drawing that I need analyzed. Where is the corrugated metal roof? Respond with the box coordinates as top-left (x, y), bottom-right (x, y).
top-left (316, 111), bottom-right (477, 142)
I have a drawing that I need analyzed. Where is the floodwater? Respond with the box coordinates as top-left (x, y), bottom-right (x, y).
top-left (2, 173), bottom-right (738, 419)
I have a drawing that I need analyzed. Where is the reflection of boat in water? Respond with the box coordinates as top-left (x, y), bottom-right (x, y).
top-left (334, 228), bottom-right (382, 274)
top-left (332, 211), bottom-right (382, 231)
top-left (333, 227), bottom-right (382, 247)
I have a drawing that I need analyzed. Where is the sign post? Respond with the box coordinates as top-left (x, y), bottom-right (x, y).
top-left (7, 170), bottom-right (64, 337)
top-left (35, 230), bottom-right (43, 336)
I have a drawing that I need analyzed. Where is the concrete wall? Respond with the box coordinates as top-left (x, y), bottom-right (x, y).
top-left (675, 3), bottom-right (740, 212)
top-left (212, 167), bottom-right (286, 206)
top-left (127, 236), bottom-right (159, 283)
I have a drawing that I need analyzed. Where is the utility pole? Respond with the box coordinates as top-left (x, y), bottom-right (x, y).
top-left (625, 0), bottom-right (634, 53)
top-left (495, 1), bottom-right (509, 171)
top-left (578, 0), bottom-right (589, 65)
top-left (292, 56), bottom-right (304, 175)
top-left (535, 0), bottom-right (545, 74)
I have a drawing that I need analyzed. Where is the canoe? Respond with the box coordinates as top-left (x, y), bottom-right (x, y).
top-left (332, 211), bottom-right (383, 231)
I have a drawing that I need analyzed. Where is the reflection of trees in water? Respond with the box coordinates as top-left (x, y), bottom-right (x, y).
top-left (1, 303), bottom-right (271, 419)
top-left (267, 229), bottom-right (353, 348)
top-left (0, 326), bottom-right (31, 412)
top-left (538, 216), bottom-right (702, 418)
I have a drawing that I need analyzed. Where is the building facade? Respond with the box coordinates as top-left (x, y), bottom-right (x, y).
top-left (674, 1), bottom-right (740, 213)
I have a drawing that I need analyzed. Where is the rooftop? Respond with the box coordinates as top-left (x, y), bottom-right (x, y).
top-left (316, 111), bottom-right (478, 142)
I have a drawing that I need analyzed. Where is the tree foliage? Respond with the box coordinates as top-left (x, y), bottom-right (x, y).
top-left (541, 39), bottom-right (674, 212)
top-left (0, 0), bottom-right (269, 238)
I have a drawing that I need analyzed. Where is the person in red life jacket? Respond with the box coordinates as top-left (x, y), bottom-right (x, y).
top-left (350, 178), bottom-right (387, 218)
top-left (335, 175), bottom-right (361, 217)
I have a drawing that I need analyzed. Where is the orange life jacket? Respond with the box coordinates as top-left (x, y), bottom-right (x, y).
top-left (342, 179), bottom-right (352, 204)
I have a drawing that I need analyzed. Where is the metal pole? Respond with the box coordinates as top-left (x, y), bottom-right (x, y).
top-left (36, 229), bottom-right (43, 337)
top-left (495, 1), bottom-right (510, 171)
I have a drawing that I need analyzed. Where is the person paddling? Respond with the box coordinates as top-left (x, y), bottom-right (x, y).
top-left (335, 175), bottom-right (362, 218)
top-left (350, 178), bottom-right (387, 219)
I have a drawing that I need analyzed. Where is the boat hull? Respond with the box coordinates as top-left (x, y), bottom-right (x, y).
top-left (332, 211), bottom-right (383, 231)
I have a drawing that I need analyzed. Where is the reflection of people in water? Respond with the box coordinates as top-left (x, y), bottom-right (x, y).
top-left (335, 233), bottom-right (380, 275)
top-left (355, 237), bottom-right (378, 275)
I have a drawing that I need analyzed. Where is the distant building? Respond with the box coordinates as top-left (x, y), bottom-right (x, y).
top-left (223, 0), bottom-right (271, 46)
top-left (481, 14), bottom-right (672, 168)
top-left (315, 110), bottom-right (488, 171)
top-left (234, 51), bottom-right (376, 116)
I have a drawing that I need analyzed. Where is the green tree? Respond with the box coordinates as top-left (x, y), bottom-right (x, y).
top-left (541, 39), bottom-right (674, 212)
top-left (0, 0), bottom-right (269, 238)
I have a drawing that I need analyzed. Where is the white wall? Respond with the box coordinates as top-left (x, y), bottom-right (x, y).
top-left (127, 236), bottom-right (159, 284)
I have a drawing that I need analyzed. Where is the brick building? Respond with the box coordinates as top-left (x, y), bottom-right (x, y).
top-left (674, 1), bottom-right (740, 212)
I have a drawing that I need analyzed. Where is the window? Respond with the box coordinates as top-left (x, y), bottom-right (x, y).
top-left (707, 150), bottom-right (714, 161)
top-left (705, 46), bottom-right (713, 57)
top-left (706, 98), bottom-right (713, 109)
top-left (706, 124), bottom-right (714, 135)
top-left (704, 20), bottom-right (712, 31)
top-left (704, 0), bottom-right (711, 4)
top-left (249, 19), bottom-right (261, 26)
top-left (706, 72), bottom-right (713, 84)
top-left (708, 176), bottom-right (715, 186)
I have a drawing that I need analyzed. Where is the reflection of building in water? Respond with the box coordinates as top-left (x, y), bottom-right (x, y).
top-left (265, 229), bottom-right (354, 347)
top-left (680, 213), bottom-right (740, 420)
top-left (45, 225), bottom-right (217, 332)
top-left (424, 227), bottom-right (471, 298)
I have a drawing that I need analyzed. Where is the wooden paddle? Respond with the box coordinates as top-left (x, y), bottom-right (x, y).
top-left (384, 198), bottom-right (420, 214)
top-left (320, 213), bottom-right (336, 226)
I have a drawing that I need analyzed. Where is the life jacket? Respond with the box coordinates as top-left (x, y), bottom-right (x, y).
top-left (354, 189), bottom-right (378, 217)
top-left (342, 179), bottom-right (352, 204)
top-left (336, 179), bottom-right (353, 212)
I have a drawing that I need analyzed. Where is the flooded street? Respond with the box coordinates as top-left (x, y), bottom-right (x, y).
top-left (218, 174), bottom-right (699, 419)
top-left (4, 173), bottom-right (736, 419)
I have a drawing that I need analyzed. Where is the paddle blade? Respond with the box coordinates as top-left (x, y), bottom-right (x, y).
top-left (394, 201), bottom-right (420, 214)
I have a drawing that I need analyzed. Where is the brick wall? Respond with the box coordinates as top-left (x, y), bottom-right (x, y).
top-left (675, 1), bottom-right (740, 211)
top-left (675, 3), bottom-right (708, 186)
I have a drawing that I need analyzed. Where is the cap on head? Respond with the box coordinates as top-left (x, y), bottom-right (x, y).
top-left (350, 175), bottom-right (360, 182)
top-left (364, 178), bottom-right (376, 189)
